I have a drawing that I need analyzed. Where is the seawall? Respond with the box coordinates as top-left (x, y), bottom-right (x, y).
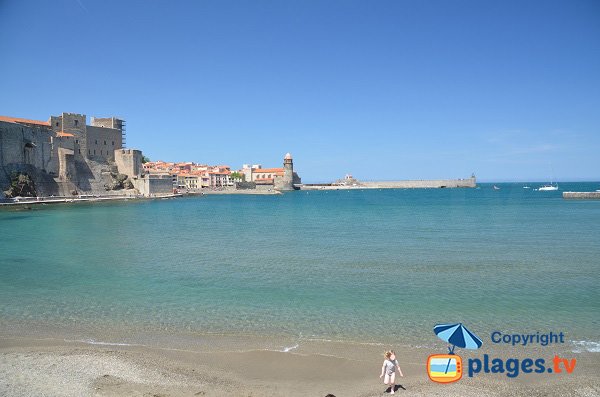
top-left (563, 192), bottom-right (600, 200)
top-left (300, 177), bottom-right (476, 190)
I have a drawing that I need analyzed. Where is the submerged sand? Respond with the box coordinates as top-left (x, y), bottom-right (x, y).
top-left (1, 337), bottom-right (599, 397)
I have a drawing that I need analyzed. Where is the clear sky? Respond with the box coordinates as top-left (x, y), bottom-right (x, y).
top-left (1, 0), bottom-right (599, 182)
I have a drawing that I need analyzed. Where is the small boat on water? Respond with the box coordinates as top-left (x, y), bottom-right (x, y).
top-left (493, 185), bottom-right (501, 190)
top-left (523, 185), bottom-right (531, 189)
top-left (539, 164), bottom-right (558, 191)
top-left (538, 184), bottom-right (558, 191)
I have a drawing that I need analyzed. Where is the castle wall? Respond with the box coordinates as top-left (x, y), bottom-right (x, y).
top-left (50, 113), bottom-right (87, 135)
top-left (114, 149), bottom-right (142, 178)
top-left (0, 121), bottom-right (61, 195)
top-left (86, 126), bottom-right (122, 161)
top-left (134, 175), bottom-right (173, 197)
top-left (91, 117), bottom-right (120, 129)
top-left (0, 122), bottom-right (55, 171)
top-left (1, 113), bottom-right (148, 198)
top-left (48, 113), bottom-right (122, 162)
top-left (49, 116), bottom-right (62, 131)
top-left (57, 147), bottom-right (75, 180)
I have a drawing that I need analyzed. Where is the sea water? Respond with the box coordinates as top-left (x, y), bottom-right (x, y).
top-left (1, 183), bottom-right (599, 352)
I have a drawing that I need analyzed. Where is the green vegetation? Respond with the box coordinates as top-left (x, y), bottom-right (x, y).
top-left (230, 171), bottom-right (245, 181)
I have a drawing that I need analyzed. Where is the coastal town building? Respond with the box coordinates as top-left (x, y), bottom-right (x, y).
top-left (238, 153), bottom-right (300, 191)
top-left (176, 173), bottom-right (201, 190)
top-left (144, 162), bottom-right (235, 190)
top-left (143, 153), bottom-right (302, 192)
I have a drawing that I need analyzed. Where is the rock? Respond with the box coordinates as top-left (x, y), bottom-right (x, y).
top-left (3, 172), bottom-right (37, 198)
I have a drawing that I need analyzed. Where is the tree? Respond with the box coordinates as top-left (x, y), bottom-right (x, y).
top-left (141, 155), bottom-right (150, 164)
top-left (230, 172), bottom-right (245, 181)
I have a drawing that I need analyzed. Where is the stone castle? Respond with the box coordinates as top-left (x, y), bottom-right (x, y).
top-left (0, 113), bottom-right (172, 197)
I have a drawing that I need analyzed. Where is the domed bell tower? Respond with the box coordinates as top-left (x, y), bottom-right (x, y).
top-left (280, 152), bottom-right (294, 191)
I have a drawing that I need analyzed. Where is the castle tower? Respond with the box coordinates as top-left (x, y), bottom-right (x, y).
top-left (278, 152), bottom-right (294, 191)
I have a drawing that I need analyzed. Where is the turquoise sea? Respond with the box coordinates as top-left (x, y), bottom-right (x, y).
top-left (1, 183), bottom-right (599, 352)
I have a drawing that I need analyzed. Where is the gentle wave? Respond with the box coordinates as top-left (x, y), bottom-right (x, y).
top-left (281, 344), bottom-right (299, 352)
top-left (571, 340), bottom-right (600, 353)
top-left (65, 338), bottom-right (145, 347)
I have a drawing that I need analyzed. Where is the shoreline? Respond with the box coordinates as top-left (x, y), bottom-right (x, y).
top-left (0, 193), bottom-right (183, 208)
top-left (198, 189), bottom-right (281, 195)
top-left (1, 335), bottom-right (598, 396)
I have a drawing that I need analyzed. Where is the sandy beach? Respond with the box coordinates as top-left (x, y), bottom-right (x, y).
top-left (1, 336), bottom-right (599, 397)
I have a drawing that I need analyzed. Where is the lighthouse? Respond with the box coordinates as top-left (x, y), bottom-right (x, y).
top-left (276, 152), bottom-right (295, 191)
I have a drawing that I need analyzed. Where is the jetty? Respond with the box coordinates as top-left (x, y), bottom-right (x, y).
top-left (563, 192), bottom-right (600, 200)
top-left (300, 175), bottom-right (477, 190)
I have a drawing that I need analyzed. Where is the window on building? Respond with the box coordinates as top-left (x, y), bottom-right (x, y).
top-left (94, 149), bottom-right (96, 155)
top-left (55, 122), bottom-right (59, 126)
top-left (104, 141), bottom-right (106, 145)
top-left (74, 120), bottom-right (78, 127)
top-left (88, 149), bottom-right (91, 155)
top-left (95, 140), bottom-right (98, 144)
top-left (112, 141), bottom-right (114, 145)
top-left (75, 139), bottom-right (78, 144)
top-left (78, 149), bottom-right (81, 154)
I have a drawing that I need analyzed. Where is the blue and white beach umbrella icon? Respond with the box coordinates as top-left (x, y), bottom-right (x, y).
top-left (433, 323), bottom-right (483, 354)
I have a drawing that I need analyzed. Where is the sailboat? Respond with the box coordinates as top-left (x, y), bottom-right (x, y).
top-left (538, 163), bottom-right (559, 191)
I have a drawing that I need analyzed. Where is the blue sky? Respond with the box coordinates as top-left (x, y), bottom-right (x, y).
top-left (1, 0), bottom-right (599, 182)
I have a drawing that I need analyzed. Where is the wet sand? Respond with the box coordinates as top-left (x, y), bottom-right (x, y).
top-left (1, 336), bottom-right (598, 397)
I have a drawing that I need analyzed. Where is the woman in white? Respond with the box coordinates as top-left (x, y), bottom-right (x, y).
top-left (379, 350), bottom-right (404, 394)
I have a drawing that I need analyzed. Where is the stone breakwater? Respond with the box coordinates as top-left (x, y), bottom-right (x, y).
top-left (301, 176), bottom-right (476, 190)
top-left (563, 191), bottom-right (600, 200)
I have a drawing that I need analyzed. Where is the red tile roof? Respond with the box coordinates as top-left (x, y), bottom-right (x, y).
top-left (0, 115), bottom-right (50, 126)
top-left (254, 168), bottom-right (284, 173)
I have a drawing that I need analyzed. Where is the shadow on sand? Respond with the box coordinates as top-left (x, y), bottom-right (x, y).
top-left (385, 384), bottom-right (406, 393)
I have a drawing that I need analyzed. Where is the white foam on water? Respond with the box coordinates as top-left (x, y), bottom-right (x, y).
top-left (65, 338), bottom-right (144, 347)
top-left (281, 344), bottom-right (299, 352)
top-left (571, 340), bottom-right (600, 353)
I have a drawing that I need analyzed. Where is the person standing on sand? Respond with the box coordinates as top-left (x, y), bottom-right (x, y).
top-left (379, 350), bottom-right (404, 394)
